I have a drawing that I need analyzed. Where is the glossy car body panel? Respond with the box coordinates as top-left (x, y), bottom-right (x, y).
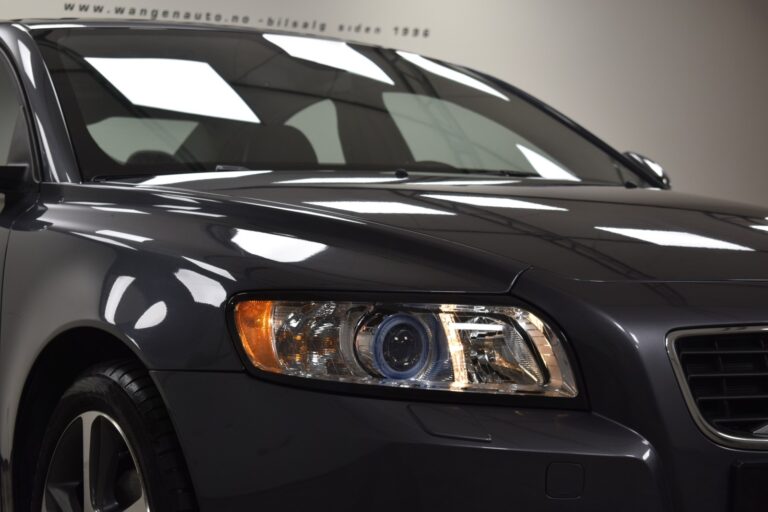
top-left (0, 18), bottom-right (765, 512)
top-left (154, 370), bottom-right (666, 511)
top-left (114, 170), bottom-right (768, 282)
top-left (513, 273), bottom-right (768, 511)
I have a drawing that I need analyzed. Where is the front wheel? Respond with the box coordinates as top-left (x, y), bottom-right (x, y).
top-left (31, 361), bottom-right (196, 512)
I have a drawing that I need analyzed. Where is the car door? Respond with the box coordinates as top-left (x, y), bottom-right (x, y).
top-left (0, 42), bottom-right (35, 509)
top-left (0, 43), bottom-right (34, 288)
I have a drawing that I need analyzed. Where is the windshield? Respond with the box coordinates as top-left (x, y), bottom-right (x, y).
top-left (35, 27), bottom-right (647, 185)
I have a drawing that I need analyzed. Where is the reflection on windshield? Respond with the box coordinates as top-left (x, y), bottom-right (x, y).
top-left (87, 118), bottom-right (198, 164)
top-left (396, 50), bottom-right (508, 101)
top-left (86, 57), bottom-right (260, 123)
top-left (264, 34), bottom-right (394, 85)
top-left (517, 145), bottom-right (580, 182)
top-left (517, 144), bottom-right (581, 181)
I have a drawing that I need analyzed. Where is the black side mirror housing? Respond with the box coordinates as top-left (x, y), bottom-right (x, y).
top-left (0, 164), bottom-right (34, 194)
top-left (624, 151), bottom-right (670, 189)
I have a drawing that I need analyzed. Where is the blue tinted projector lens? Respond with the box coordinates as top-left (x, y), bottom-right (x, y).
top-left (374, 314), bottom-right (431, 379)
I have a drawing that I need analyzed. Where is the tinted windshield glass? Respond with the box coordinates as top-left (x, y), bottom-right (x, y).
top-left (35, 27), bottom-right (646, 185)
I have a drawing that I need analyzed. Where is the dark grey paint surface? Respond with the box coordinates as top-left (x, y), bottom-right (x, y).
top-left (0, 19), bottom-right (766, 512)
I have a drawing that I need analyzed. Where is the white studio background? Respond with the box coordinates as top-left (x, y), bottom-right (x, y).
top-left (4, 0), bottom-right (768, 206)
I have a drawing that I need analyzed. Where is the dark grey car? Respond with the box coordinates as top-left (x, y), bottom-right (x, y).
top-left (0, 19), bottom-right (766, 512)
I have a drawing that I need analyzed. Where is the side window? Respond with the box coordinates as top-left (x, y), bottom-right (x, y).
top-left (286, 99), bottom-right (345, 164)
top-left (0, 51), bottom-right (31, 166)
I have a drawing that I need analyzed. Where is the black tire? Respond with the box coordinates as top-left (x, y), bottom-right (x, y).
top-left (30, 360), bottom-right (197, 511)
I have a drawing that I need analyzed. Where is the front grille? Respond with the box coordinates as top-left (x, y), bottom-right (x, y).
top-left (671, 327), bottom-right (768, 446)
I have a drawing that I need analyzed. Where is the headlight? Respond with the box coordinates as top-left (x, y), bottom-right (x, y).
top-left (233, 300), bottom-right (577, 398)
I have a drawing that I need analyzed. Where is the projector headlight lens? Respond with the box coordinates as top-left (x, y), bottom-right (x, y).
top-left (355, 313), bottom-right (439, 380)
top-left (233, 300), bottom-right (577, 398)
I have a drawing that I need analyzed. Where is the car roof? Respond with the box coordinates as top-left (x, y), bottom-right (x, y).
top-left (3, 18), bottom-right (385, 49)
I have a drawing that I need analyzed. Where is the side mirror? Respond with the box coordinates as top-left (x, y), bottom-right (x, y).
top-left (624, 151), bottom-right (670, 189)
top-left (0, 164), bottom-right (34, 193)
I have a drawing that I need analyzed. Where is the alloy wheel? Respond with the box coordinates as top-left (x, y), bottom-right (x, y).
top-left (42, 411), bottom-right (149, 512)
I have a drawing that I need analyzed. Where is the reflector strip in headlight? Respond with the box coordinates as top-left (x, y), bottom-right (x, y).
top-left (233, 301), bottom-right (577, 398)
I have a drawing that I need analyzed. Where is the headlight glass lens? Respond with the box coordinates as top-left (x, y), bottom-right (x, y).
top-left (234, 300), bottom-right (577, 397)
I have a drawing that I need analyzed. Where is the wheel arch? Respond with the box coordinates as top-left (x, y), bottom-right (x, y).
top-left (10, 325), bottom-right (145, 511)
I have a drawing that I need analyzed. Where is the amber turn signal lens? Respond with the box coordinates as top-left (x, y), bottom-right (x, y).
top-left (234, 300), bottom-right (280, 372)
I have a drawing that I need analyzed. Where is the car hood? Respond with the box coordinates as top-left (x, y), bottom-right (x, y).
top-left (111, 170), bottom-right (768, 283)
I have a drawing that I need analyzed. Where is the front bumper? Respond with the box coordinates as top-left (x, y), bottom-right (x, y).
top-left (154, 371), bottom-right (665, 511)
top-left (153, 277), bottom-right (768, 511)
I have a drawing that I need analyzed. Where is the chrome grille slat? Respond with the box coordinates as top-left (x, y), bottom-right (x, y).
top-left (687, 372), bottom-right (768, 378)
top-left (697, 394), bottom-right (768, 401)
top-left (682, 349), bottom-right (768, 355)
top-left (712, 416), bottom-right (768, 424)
